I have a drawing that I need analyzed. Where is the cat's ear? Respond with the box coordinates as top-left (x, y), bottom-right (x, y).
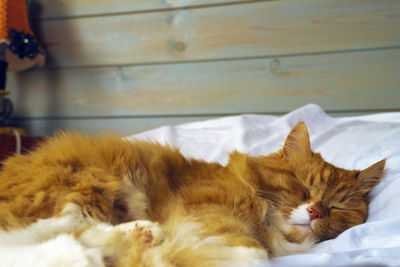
top-left (281, 122), bottom-right (312, 162)
top-left (357, 159), bottom-right (386, 194)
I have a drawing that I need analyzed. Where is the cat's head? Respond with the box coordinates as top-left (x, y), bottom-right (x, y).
top-left (259, 122), bottom-right (386, 243)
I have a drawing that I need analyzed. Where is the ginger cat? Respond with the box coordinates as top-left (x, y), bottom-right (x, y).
top-left (0, 122), bottom-right (385, 266)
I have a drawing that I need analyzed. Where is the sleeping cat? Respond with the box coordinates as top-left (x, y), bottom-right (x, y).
top-left (0, 122), bottom-right (385, 266)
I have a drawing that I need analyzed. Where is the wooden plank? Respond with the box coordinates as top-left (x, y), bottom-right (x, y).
top-left (13, 117), bottom-right (214, 137)
top-left (7, 49), bottom-right (400, 117)
top-left (35, 0), bottom-right (256, 20)
top-left (13, 111), bottom-right (392, 137)
top-left (39, 0), bottom-right (400, 68)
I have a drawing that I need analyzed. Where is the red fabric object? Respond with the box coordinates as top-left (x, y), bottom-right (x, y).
top-left (0, 135), bottom-right (42, 164)
top-left (1, 0), bottom-right (33, 42)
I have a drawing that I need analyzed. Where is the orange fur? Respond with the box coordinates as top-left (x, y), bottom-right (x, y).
top-left (0, 123), bottom-right (386, 266)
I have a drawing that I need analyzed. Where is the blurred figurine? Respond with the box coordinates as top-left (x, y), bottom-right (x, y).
top-left (0, 0), bottom-right (45, 136)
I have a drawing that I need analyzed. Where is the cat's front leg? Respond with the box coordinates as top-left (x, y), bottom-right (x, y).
top-left (74, 220), bottom-right (165, 267)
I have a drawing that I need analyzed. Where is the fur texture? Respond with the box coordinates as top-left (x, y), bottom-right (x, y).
top-left (0, 123), bottom-right (386, 266)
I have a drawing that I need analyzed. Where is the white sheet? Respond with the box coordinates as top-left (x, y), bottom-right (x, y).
top-left (2, 104), bottom-right (400, 266)
top-left (132, 104), bottom-right (400, 267)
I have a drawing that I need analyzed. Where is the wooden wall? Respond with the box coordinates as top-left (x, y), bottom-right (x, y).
top-left (6, 0), bottom-right (400, 136)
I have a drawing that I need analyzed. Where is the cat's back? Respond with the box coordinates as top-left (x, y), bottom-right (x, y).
top-left (0, 132), bottom-right (162, 228)
top-left (0, 132), bottom-right (128, 181)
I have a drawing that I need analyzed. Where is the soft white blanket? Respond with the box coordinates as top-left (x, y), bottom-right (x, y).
top-left (2, 104), bottom-right (400, 266)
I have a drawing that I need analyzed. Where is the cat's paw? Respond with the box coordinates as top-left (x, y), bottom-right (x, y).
top-left (117, 220), bottom-right (165, 247)
top-left (75, 220), bottom-right (166, 266)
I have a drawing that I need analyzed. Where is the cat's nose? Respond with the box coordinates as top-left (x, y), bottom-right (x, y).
top-left (307, 206), bottom-right (321, 221)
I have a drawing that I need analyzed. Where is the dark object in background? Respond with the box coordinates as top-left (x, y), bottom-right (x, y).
top-left (8, 29), bottom-right (43, 60)
top-left (0, 0), bottom-right (46, 134)
top-left (0, 135), bottom-right (42, 164)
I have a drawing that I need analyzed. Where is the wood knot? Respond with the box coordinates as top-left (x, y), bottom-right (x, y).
top-left (174, 41), bottom-right (186, 52)
top-left (269, 58), bottom-right (280, 74)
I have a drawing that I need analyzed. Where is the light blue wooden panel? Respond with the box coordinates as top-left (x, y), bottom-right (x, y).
top-left (13, 116), bottom-right (214, 136)
top-left (35, 0), bottom-right (255, 19)
top-left (39, 0), bottom-right (400, 68)
top-left (13, 111), bottom-right (392, 137)
top-left (8, 49), bottom-right (400, 118)
top-left (7, 0), bottom-right (400, 137)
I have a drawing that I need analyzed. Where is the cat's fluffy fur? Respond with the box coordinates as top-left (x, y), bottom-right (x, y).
top-left (0, 123), bottom-right (386, 266)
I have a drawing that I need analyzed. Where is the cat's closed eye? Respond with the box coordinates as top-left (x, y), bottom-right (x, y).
top-left (330, 206), bottom-right (358, 212)
top-left (302, 190), bottom-right (310, 201)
